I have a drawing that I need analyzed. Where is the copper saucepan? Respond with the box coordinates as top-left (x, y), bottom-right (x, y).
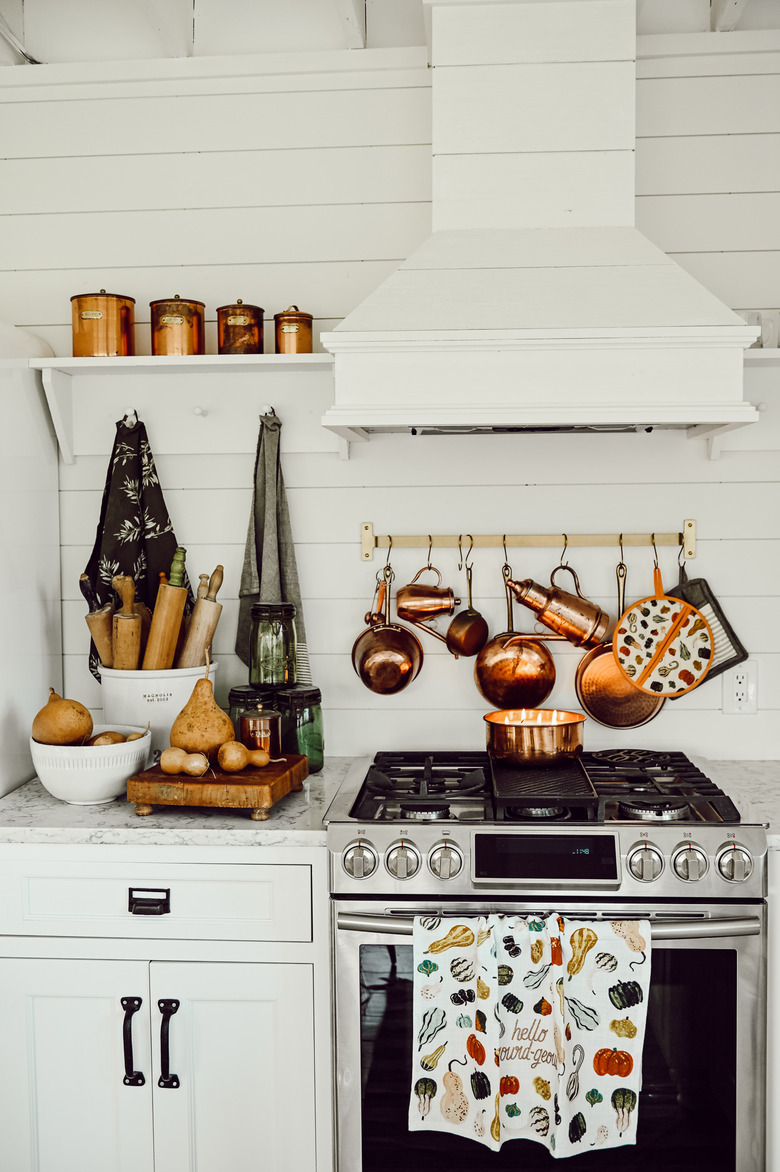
top-left (485, 708), bottom-right (586, 767)
top-left (352, 568), bottom-right (423, 695)
top-left (401, 561), bottom-right (489, 658)
top-left (474, 564), bottom-right (557, 709)
top-left (575, 562), bottom-right (665, 728)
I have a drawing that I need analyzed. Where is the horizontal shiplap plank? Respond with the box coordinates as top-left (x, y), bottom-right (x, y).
top-left (670, 250), bottom-right (780, 311)
top-left (637, 193), bottom-right (780, 254)
top-left (0, 262), bottom-right (398, 334)
top-left (0, 86), bottom-right (431, 159)
top-left (0, 202), bottom-right (431, 272)
top-left (637, 74), bottom-right (780, 138)
top-left (0, 144), bottom-right (432, 216)
top-left (636, 134), bottom-right (780, 196)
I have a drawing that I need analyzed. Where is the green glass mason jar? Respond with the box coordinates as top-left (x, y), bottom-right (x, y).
top-left (249, 603), bottom-right (297, 687)
top-left (276, 686), bottom-right (323, 773)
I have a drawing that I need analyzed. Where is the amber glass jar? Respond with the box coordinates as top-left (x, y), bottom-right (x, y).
top-left (71, 290), bottom-right (135, 357)
top-left (150, 296), bottom-right (205, 355)
top-left (274, 305), bottom-right (313, 354)
top-left (217, 300), bottom-right (264, 355)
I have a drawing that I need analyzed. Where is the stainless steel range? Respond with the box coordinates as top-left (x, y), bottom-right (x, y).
top-left (325, 749), bottom-right (767, 1171)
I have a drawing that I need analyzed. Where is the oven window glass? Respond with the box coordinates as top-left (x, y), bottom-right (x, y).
top-left (358, 943), bottom-right (737, 1171)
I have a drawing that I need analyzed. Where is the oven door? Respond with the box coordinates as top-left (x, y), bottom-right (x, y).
top-left (333, 899), bottom-right (766, 1172)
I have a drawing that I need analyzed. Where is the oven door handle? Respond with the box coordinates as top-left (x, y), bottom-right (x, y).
top-left (336, 912), bottom-right (761, 940)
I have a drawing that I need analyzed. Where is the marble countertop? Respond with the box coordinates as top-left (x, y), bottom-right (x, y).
top-left (0, 756), bottom-right (778, 847)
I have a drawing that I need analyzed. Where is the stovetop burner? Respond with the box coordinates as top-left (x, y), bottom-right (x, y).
top-left (347, 748), bottom-right (742, 825)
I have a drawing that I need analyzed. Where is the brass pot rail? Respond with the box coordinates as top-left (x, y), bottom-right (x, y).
top-left (360, 520), bottom-right (697, 562)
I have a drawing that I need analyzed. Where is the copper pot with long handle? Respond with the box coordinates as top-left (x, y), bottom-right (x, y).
top-left (474, 565), bottom-right (557, 709)
top-left (352, 568), bottom-right (423, 695)
top-left (574, 562), bottom-right (665, 728)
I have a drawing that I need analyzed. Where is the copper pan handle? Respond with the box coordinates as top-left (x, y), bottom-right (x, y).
top-left (404, 616), bottom-right (447, 645)
top-left (503, 563), bottom-right (514, 631)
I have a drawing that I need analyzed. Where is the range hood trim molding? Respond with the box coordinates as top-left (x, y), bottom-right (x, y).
top-left (322, 328), bottom-right (757, 353)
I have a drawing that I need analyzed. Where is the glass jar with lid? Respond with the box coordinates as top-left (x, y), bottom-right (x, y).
top-left (249, 603), bottom-right (297, 687)
top-left (275, 685), bottom-right (323, 773)
top-left (227, 685), bottom-right (276, 729)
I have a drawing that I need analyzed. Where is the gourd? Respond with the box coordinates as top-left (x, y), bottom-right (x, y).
top-left (32, 688), bottom-right (93, 746)
top-left (169, 658), bottom-right (235, 761)
top-left (87, 731), bottom-right (126, 746)
top-left (477, 976), bottom-right (490, 1000)
top-left (550, 937), bottom-right (563, 966)
top-left (475, 1009), bottom-right (486, 1033)
top-left (450, 956), bottom-right (475, 982)
top-left (553, 1023), bottom-right (565, 1066)
top-left (466, 1034), bottom-right (485, 1066)
top-left (501, 992), bottom-right (523, 1014)
top-left (505, 1103), bottom-right (521, 1118)
top-left (610, 1017), bottom-right (637, 1040)
top-left (611, 1086), bottom-right (637, 1135)
top-left (593, 1047), bottom-right (634, 1077)
top-left (500, 1075), bottom-right (519, 1097)
top-left (159, 747), bottom-right (209, 777)
top-left (420, 916), bottom-right (441, 931)
top-left (611, 920), bottom-right (647, 970)
top-left (420, 1043), bottom-right (447, 1071)
top-left (566, 1044), bottom-right (584, 1101)
top-left (470, 1070), bottom-right (491, 1100)
top-left (417, 959), bottom-right (438, 976)
top-left (534, 997), bottom-right (552, 1016)
top-left (533, 1077), bottom-right (551, 1100)
top-left (586, 1088), bottom-right (603, 1108)
top-left (414, 1077), bottom-right (437, 1118)
top-left (427, 925), bottom-right (475, 954)
top-left (595, 952), bottom-right (618, 973)
top-left (456, 1014), bottom-right (472, 1029)
top-left (497, 964), bottom-right (514, 986)
top-left (529, 1106), bottom-right (550, 1136)
top-left (217, 740), bottom-right (270, 772)
top-left (418, 1007), bottom-right (446, 1049)
top-left (608, 980), bottom-right (643, 1010)
top-left (564, 995), bottom-right (600, 1031)
top-left (531, 939), bottom-right (544, 964)
top-left (568, 1112), bottom-right (587, 1144)
top-left (524, 962), bottom-right (552, 989)
top-left (490, 1094), bottom-right (501, 1143)
top-left (441, 1059), bottom-right (469, 1124)
top-left (567, 926), bottom-right (598, 979)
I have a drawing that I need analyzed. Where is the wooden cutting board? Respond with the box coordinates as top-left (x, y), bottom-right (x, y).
top-left (126, 754), bottom-right (309, 820)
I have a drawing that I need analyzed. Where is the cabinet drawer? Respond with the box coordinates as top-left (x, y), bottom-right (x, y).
top-left (0, 861), bottom-right (312, 942)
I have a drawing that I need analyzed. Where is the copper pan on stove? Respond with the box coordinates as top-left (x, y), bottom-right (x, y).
top-left (575, 562), bottom-right (665, 728)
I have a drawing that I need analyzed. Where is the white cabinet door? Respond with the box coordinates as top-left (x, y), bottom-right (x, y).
top-left (0, 957), bottom-right (155, 1172)
top-left (150, 962), bottom-right (317, 1172)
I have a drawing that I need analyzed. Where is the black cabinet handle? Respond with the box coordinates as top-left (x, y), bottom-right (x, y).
top-left (121, 997), bottom-right (145, 1086)
top-left (158, 999), bottom-right (180, 1089)
top-left (128, 888), bottom-right (170, 915)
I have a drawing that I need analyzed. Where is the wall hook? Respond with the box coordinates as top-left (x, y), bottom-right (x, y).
top-left (193, 406), bottom-right (208, 418)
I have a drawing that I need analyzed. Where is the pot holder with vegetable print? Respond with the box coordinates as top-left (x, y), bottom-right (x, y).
top-left (409, 914), bottom-right (651, 1158)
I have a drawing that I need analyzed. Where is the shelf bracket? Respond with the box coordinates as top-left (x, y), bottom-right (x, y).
top-left (361, 521), bottom-right (697, 561)
top-left (39, 367), bottom-right (74, 464)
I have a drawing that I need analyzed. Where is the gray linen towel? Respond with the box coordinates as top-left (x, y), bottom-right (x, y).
top-left (235, 409), bottom-right (310, 681)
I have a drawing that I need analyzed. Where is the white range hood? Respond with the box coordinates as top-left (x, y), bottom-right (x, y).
top-left (321, 0), bottom-right (758, 445)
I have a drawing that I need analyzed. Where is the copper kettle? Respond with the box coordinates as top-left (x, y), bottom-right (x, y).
top-left (508, 564), bottom-right (609, 649)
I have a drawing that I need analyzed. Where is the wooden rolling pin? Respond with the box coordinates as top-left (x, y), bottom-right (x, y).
top-left (79, 574), bottom-right (114, 667)
top-left (142, 548), bottom-right (188, 670)
top-left (112, 575), bottom-right (141, 670)
top-left (175, 565), bottom-right (224, 668)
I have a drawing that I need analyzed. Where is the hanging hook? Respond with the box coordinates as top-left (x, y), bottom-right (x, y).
top-left (384, 535), bottom-right (393, 570)
top-left (465, 534), bottom-right (475, 570)
top-left (651, 533), bottom-right (659, 568)
top-left (618, 533), bottom-right (625, 563)
top-left (560, 534), bottom-right (569, 567)
top-left (457, 534), bottom-right (464, 572)
top-left (426, 535), bottom-right (433, 569)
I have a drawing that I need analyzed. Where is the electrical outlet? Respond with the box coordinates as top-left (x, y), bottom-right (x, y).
top-left (722, 664), bottom-right (758, 715)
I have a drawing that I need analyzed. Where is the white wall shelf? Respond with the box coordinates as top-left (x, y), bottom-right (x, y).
top-left (29, 354), bottom-right (338, 461)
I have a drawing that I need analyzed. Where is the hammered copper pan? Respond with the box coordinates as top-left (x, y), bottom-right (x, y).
top-left (575, 562), bottom-right (665, 728)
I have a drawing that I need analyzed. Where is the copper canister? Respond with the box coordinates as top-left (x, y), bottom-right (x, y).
top-left (150, 296), bottom-right (205, 356)
top-left (274, 305), bottom-right (313, 354)
top-left (217, 300), bottom-right (264, 355)
top-left (71, 290), bottom-right (135, 357)
top-left (239, 708), bottom-right (281, 757)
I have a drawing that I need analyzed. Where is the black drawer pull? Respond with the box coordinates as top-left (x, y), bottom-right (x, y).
top-left (128, 888), bottom-right (170, 915)
top-left (121, 996), bottom-right (145, 1086)
top-left (158, 999), bottom-right (180, 1089)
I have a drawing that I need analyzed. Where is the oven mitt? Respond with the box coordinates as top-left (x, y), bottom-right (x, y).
top-left (410, 913), bottom-right (650, 1158)
top-left (82, 412), bottom-right (193, 680)
top-left (667, 564), bottom-right (747, 690)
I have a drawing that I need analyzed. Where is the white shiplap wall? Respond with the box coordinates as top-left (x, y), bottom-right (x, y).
top-left (0, 36), bottom-right (777, 760)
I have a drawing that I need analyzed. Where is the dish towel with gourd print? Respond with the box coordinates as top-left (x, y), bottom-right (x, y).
top-left (409, 914), bottom-right (650, 1159)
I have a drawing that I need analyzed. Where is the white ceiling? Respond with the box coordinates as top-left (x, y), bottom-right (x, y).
top-left (0, 0), bottom-right (779, 66)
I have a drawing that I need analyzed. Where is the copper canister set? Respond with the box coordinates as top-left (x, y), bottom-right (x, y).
top-left (71, 291), bottom-right (313, 357)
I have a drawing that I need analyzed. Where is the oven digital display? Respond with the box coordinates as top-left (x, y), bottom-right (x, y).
top-left (474, 834), bottom-right (619, 883)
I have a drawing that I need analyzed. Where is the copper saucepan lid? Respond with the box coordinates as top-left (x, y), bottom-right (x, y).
top-left (575, 562), bottom-right (665, 728)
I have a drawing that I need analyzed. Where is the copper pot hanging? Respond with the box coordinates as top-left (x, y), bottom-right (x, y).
top-left (352, 568), bottom-right (423, 695)
top-left (474, 565), bottom-right (557, 709)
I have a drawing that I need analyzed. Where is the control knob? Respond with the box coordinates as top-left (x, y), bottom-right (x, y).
top-left (342, 841), bottom-right (378, 879)
top-left (428, 842), bottom-right (463, 881)
top-left (672, 844), bottom-right (708, 882)
top-left (385, 841), bottom-right (421, 880)
top-left (626, 844), bottom-right (663, 883)
top-left (717, 844), bottom-right (753, 883)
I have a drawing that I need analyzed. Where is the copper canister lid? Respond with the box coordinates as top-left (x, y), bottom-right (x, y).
top-left (273, 304), bottom-right (312, 323)
top-left (150, 296), bottom-right (205, 309)
top-left (217, 299), bottom-right (263, 315)
top-left (71, 289), bottom-right (136, 303)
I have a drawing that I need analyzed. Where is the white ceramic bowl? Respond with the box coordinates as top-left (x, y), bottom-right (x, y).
top-left (30, 724), bottom-right (152, 805)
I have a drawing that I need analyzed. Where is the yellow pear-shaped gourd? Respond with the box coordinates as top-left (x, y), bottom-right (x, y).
top-left (32, 688), bottom-right (93, 745)
top-left (169, 656), bottom-right (234, 761)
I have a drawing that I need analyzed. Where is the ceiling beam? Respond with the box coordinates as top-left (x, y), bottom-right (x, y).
top-left (133, 0), bottom-right (194, 58)
top-left (332, 0), bottom-right (366, 49)
top-left (711, 0), bottom-right (752, 32)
